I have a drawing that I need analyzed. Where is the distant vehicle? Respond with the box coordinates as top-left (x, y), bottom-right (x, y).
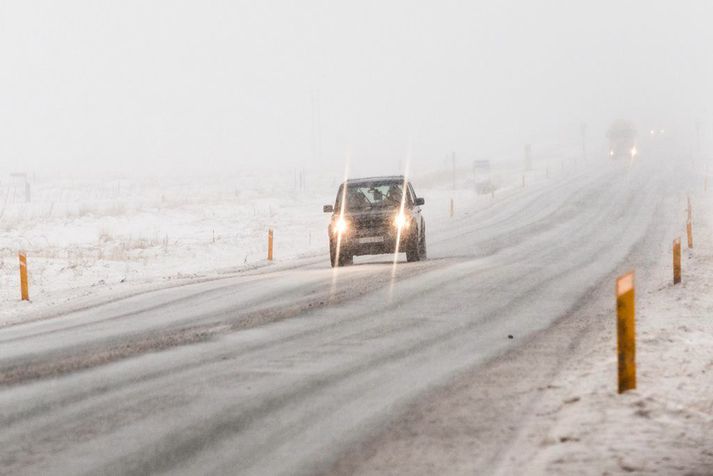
top-left (323, 176), bottom-right (427, 267)
top-left (607, 120), bottom-right (638, 160)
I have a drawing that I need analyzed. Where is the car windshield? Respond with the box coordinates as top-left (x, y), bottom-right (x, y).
top-left (337, 182), bottom-right (406, 211)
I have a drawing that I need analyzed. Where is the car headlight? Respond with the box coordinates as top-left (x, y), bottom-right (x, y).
top-left (393, 213), bottom-right (409, 230)
top-left (334, 217), bottom-right (348, 235)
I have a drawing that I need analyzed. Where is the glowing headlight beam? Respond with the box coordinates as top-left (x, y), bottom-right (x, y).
top-left (334, 162), bottom-right (350, 267)
top-left (334, 217), bottom-right (348, 235)
top-left (393, 147), bottom-right (411, 267)
top-left (330, 152), bottom-right (351, 301)
top-left (393, 212), bottom-right (408, 230)
top-left (389, 141), bottom-right (412, 302)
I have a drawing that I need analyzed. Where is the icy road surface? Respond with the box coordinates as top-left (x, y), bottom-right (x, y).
top-left (0, 159), bottom-right (686, 474)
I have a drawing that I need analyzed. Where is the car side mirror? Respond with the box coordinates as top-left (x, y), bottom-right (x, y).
top-left (415, 197), bottom-right (425, 206)
top-left (323, 205), bottom-right (334, 213)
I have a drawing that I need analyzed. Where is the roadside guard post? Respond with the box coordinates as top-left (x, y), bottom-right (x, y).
top-left (19, 251), bottom-right (29, 301)
top-left (673, 238), bottom-right (682, 284)
top-left (616, 271), bottom-right (636, 393)
top-left (267, 229), bottom-right (274, 261)
top-left (686, 221), bottom-right (693, 249)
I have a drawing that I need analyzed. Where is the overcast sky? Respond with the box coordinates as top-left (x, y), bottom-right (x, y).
top-left (0, 1), bottom-right (711, 176)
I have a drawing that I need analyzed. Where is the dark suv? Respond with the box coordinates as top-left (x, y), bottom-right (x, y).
top-left (323, 176), bottom-right (426, 267)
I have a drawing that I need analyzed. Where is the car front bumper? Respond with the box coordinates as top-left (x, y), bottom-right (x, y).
top-left (332, 227), bottom-right (416, 256)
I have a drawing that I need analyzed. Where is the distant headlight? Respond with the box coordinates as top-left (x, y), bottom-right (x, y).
top-left (630, 146), bottom-right (637, 157)
top-left (609, 150), bottom-right (614, 157)
top-left (334, 217), bottom-right (348, 235)
top-left (393, 213), bottom-right (409, 230)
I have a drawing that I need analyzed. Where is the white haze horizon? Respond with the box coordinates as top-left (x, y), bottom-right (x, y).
top-left (1, 1), bottom-right (711, 179)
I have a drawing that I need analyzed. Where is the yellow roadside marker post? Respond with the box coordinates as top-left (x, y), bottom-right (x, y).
top-left (616, 272), bottom-right (636, 393)
top-left (687, 195), bottom-right (692, 222)
top-left (686, 221), bottom-right (693, 249)
top-left (267, 229), bottom-right (274, 261)
top-left (673, 238), bottom-right (682, 284)
top-left (19, 251), bottom-right (29, 301)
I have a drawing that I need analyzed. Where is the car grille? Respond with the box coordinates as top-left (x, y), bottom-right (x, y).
top-left (350, 214), bottom-right (393, 236)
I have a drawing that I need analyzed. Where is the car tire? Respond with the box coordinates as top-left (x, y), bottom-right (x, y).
top-left (407, 224), bottom-right (426, 263)
top-left (418, 223), bottom-right (427, 260)
top-left (330, 242), bottom-right (352, 268)
top-left (406, 232), bottom-right (421, 263)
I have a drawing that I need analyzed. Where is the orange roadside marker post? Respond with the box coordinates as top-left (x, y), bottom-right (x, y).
top-left (616, 272), bottom-right (636, 393)
top-left (673, 238), bottom-right (682, 284)
top-left (267, 229), bottom-right (274, 261)
top-left (686, 221), bottom-right (693, 249)
top-left (19, 251), bottom-right (29, 301)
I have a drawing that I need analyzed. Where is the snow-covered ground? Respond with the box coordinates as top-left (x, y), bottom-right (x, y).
top-left (0, 170), bottom-right (335, 323)
top-left (0, 159), bottom-right (558, 325)
top-left (502, 188), bottom-right (713, 474)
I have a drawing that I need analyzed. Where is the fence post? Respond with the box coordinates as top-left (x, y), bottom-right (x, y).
top-left (267, 229), bottom-right (274, 261)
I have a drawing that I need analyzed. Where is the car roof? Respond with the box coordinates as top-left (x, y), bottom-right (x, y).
top-left (343, 175), bottom-right (407, 186)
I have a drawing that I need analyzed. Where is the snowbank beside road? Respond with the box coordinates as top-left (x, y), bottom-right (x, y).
top-left (507, 190), bottom-right (713, 475)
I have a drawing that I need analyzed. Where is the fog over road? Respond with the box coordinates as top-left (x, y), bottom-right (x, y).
top-left (0, 158), bottom-right (686, 475)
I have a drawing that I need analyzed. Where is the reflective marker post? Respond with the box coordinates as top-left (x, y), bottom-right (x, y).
top-left (19, 251), bottom-right (29, 301)
top-left (616, 272), bottom-right (636, 393)
top-left (267, 229), bottom-right (274, 261)
top-left (673, 238), bottom-right (681, 285)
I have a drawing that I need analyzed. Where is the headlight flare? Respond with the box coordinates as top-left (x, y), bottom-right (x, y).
top-left (334, 217), bottom-right (349, 235)
top-left (389, 140), bottom-right (412, 303)
top-left (331, 149), bottom-right (350, 306)
top-left (393, 213), bottom-right (409, 230)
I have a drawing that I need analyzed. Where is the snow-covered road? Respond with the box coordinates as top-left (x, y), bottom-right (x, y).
top-left (0, 158), bottom-right (691, 474)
